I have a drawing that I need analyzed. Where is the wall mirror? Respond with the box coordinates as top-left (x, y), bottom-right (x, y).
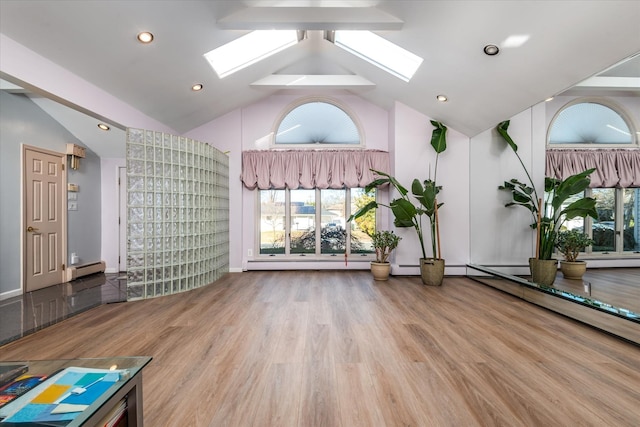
top-left (468, 53), bottom-right (640, 343)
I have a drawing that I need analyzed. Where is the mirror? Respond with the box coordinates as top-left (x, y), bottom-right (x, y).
top-left (468, 53), bottom-right (640, 341)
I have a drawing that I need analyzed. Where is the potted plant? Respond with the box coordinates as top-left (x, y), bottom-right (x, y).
top-left (496, 120), bottom-right (598, 286)
top-left (348, 120), bottom-right (448, 286)
top-left (556, 229), bottom-right (594, 279)
top-left (370, 230), bottom-right (402, 280)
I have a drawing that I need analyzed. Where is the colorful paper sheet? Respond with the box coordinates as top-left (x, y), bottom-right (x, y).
top-left (0, 367), bottom-right (123, 424)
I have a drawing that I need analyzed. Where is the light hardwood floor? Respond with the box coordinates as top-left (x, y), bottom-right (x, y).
top-left (1, 271), bottom-right (639, 426)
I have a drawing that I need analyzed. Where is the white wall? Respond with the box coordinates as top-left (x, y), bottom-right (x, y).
top-left (100, 158), bottom-right (125, 273)
top-left (468, 106), bottom-right (546, 274)
top-left (391, 102), bottom-right (470, 276)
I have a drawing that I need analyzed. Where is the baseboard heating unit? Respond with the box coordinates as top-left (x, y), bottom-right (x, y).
top-left (66, 261), bottom-right (106, 282)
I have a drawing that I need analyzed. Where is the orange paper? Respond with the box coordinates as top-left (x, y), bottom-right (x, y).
top-left (31, 384), bottom-right (71, 404)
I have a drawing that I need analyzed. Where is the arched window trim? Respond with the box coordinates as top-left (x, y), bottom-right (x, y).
top-left (546, 97), bottom-right (638, 149)
top-left (270, 96), bottom-right (366, 149)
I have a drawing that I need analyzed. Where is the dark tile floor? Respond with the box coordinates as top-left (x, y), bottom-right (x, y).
top-left (0, 273), bottom-right (127, 346)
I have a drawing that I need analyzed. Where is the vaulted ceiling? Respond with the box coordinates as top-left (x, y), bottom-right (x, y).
top-left (1, 0), bottom-right (639, 157)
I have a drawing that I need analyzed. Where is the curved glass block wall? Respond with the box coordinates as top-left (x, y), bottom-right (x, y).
top-left (126, 128), bottom-right (229, 300)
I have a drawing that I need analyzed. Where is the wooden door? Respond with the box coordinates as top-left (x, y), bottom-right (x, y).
top-left (24, 146), bottom-right (65, 291)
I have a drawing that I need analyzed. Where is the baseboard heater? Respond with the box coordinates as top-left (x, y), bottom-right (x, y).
top-left (66, 261), bottom-right (106, 282)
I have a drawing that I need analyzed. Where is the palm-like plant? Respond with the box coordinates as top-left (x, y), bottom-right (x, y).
top-left (497, 120), bottom-right (598, 259)
top-left (348, 121), bottom-right (447, 260)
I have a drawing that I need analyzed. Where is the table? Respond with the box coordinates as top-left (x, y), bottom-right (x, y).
top-left (0, 356), bottom-right (152, 426)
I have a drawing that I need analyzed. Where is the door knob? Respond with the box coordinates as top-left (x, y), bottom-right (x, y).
top-left (26, 226), bottom-right (39, 232)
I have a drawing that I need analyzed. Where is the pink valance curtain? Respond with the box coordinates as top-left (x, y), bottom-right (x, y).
top-left (546, 149), bottom-right (640, 188)
top-left (241, 150), bottom-right (390, 190)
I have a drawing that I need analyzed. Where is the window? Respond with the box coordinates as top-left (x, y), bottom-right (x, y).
top-left (333, 31), bottom-right (423, 82)
top-left (204, 30), bottom-right (299, 78)
top-left (559, 188), bottom-right (640, 255)
top-left (547, 98), bottom-right (639, 255)
top-left (590, 188), bottom-right (640, 253)
top-left (259, 188), bottom-right (375, 257)
top-left (548, 101), bottom-right (636, 146)
top-left (274, 100), bottom-right (361, 147)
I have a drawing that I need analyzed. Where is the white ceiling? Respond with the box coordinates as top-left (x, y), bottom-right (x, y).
top-left (1, 0), bottom-right (639, 158)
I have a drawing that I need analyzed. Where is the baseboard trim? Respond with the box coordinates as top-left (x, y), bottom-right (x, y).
top-left (105, 267), bottom-right (118, 274)
top-left (0, 288), bottom-right (22, 301)
top-left (228, 268), bottom-right (243, 273)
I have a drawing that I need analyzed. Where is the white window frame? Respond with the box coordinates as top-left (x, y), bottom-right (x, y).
top-left (547, 98), bottom-right (638, 149)
top-left (569, 188), bottom-right (640, 257)
top-left (270, 96), bottom-right (365, 149)
top-left (256, 187), bottom-right (376, 259)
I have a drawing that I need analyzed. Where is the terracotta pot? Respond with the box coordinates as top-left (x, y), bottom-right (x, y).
top-left (371, 261), bottom-right (391, 281)
top-left (560, 260), bottom-right (587, 280)
top-left (529, 258), bottom-right (558, 286)
top-left (420, 258), bottom-right (445, 286)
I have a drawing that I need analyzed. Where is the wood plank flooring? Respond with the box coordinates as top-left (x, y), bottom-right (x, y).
top-left (1, 271), bottom-right (639, 426)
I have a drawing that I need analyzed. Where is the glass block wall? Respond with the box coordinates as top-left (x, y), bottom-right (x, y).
top-left (126, 128), bottom-right (229, 300)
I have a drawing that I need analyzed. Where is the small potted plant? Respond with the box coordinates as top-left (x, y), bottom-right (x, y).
top-left (370, 230), bottom-right (401, 281)
top-left (556, 229), bottom-right (594, 280)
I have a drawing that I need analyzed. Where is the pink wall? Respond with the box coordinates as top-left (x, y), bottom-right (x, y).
top-left (189, 91), bottom-right (472, 274)
top-left (189, 90), bottom-right (390, 271)
top-left (186, 110), bottom-right (242, 271)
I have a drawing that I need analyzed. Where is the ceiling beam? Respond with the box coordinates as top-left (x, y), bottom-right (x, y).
top-left (574, 76), bottom-right (640, 91)
top-left (217, 7), bottom-right (403, 31)
top-left (250, 74), bottom-right (376, 91)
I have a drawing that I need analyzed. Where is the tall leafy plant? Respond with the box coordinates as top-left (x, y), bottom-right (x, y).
top-left (348, 120), bottom-right (447, 260)
top-left (496, 120), bottom-right (598, 260)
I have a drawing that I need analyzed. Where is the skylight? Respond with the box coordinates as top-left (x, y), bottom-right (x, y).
top-left (204, 30), bottom-right (299, 78)
top-left (333, 31), bottom-right (423, 82)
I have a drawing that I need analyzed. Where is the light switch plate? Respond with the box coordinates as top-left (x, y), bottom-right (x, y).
top-left (68, 201), bottom-right (78, 211)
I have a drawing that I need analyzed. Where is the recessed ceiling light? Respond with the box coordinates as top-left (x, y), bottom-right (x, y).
top-left (191, 84), bottom-right (203, 91)
top-left (436, 95), bottom-right (448, 102)
top-left (545, 96), bottom-right (554, 102)
top-left (483, 44), bottom-right (500, 56)
top-left (98, 123), bottom-right (110, 131)
top-left (137, 32), bottom-right (154, 44)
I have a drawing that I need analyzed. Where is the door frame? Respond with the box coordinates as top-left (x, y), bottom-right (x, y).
top-left (21, 144), bottom-right (67, 292)
top-left (118, 166), bottom-right (127, 273)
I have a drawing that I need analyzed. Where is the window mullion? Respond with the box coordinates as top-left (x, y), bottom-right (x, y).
top-left (616, 188), bottom-right (624, 253)
top-left (585, 188), bottom-right (594, 255)
top-left (345, 188), bottom-right (351, 255)
top-left (285, 189), bottom-right (291, 255)
top-left (315, 189), bottom-right (321, 255)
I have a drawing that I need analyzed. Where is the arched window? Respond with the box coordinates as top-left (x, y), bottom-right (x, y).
top-left (548, 100), bottom-right (635, 146)
top-left (545, 99), bottom-right (640, 255)
top-left (273, 99), bottom-right (362, 147)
